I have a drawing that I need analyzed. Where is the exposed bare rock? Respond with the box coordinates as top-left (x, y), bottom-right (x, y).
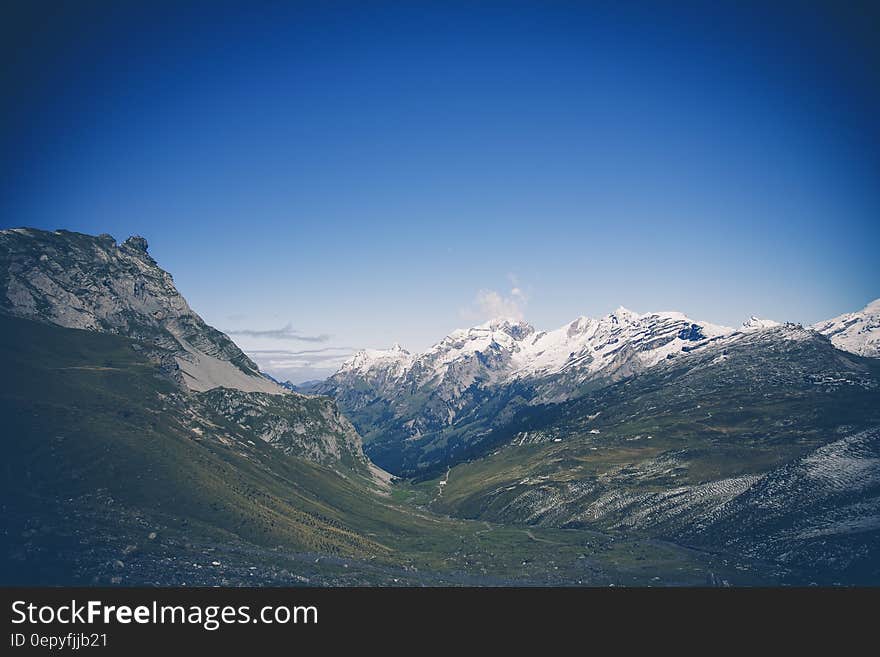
top-left (0, 227), bottom-right (281, 394)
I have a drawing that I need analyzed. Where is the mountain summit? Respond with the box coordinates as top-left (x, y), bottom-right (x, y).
top-left (742, 316), bottom-right (782, 330)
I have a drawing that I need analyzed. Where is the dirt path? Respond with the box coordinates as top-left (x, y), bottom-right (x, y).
top-left (474, 521), bottom-right (494, 536)
top-left (433, 466), bottom-right (452, 502)
top-left (53, 366), bottom-right (125, 371)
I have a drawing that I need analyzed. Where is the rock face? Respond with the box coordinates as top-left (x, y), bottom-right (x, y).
top-left (0, 228), bottom-right (280, 394)
top-left (195, 388), bottom-right (374, 475)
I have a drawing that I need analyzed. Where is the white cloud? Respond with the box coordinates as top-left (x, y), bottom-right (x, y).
top-left (462, 284), bottom-right (529, 322)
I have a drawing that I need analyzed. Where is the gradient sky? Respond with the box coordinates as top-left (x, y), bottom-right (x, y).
top-left (2, 1), bottom-right (879, 382)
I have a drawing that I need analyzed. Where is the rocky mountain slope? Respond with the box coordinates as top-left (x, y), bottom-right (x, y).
top-left (423, 323), bottom-right (880, 582)
top-left (194, 388), bottom-right (377, 476)
top-left (0, 227), bottom-right (380, 477)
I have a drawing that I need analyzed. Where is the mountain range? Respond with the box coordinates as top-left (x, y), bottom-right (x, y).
top-left (2, 227), bottom-right (878, 586)
top-left (318, 299), bottom-right (880, 475)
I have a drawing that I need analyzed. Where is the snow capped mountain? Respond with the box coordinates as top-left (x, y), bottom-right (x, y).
top-left (335, 299), bottom-right (880, 402)
top-left (323, 299), bottom-right (880, 402)
top-left (322, 299), bottom-right (879, 474)
top-left (320, 306), bottom-right (745, 471)
top-left (813, 299), bottom-right (880, 358)
top-left (331, 306), bottom-right (732, 400)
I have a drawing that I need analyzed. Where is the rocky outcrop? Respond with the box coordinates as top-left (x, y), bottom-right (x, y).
top-left (194, 387), bottom-right (375, 476)
top-left (0, 228), bottom-right (280, 394)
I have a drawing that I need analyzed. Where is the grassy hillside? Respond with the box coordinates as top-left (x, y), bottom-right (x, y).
top-left (0, 315), bottom-right (389, 556)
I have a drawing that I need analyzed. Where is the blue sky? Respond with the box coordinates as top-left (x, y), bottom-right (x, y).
top-left (2, 1), bottom-right (878, 381)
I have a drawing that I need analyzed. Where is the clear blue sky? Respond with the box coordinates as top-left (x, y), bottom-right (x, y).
top-left (2, 1), bottom-right (878, 381)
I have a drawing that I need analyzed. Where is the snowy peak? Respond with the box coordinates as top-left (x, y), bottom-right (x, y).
top-left (609, 306), bottom-right (640, 324)
top-left (476, 317), bottom-right (536, 340)
top-left (813, 298), bottom-right (880, 358)
top-left (433, 319), bottom-right (535, 358)
top-left (339, 344), bottom-right (413, 375)
top-left (742, 316), bottom-right (781, 331)
top-left (565, 316), bottom-right (593, 335)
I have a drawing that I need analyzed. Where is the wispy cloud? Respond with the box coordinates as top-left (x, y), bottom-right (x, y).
top-left (245, 347), bottom-right (354, 367)
top-left (225, 323), bottom-right (332, 342)
top-left (461, 276), bottom-right (529, 322)
top-left (246, 347), bottom-right (354, 358)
